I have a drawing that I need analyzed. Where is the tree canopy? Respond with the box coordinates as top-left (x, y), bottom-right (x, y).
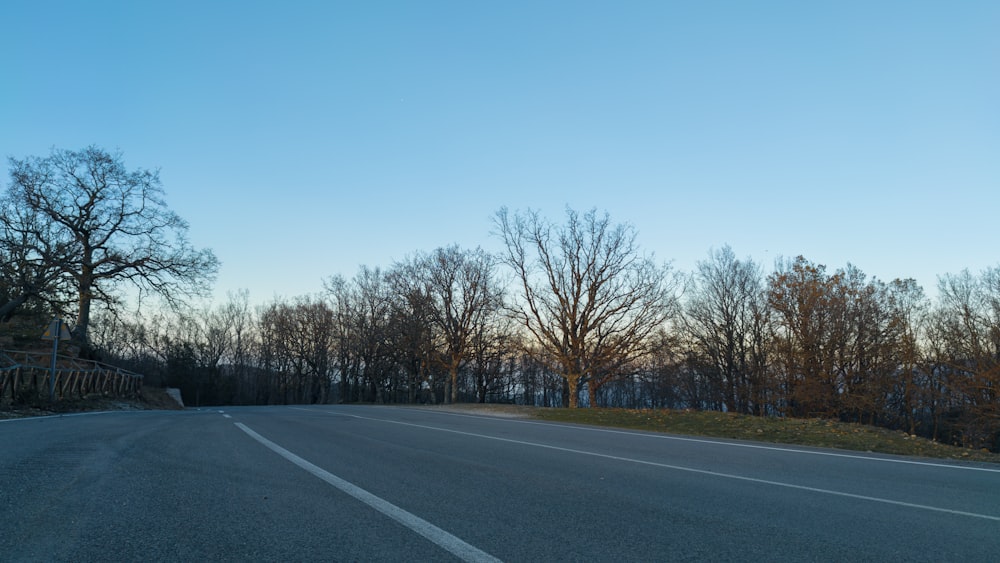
top-left (1, 146), bottom-right (219, 350)
top-left (495, 207), bottom-right (679, 408)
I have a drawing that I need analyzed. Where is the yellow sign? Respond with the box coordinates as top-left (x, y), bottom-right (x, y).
top-left (42, 319), bottom-right (71, 341)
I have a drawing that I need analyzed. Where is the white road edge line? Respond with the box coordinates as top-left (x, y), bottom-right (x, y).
top-left (398, 407), bottom-right (1000, 474)
top-left (0, 411), bottom-right (112, 423)
top-left (334, 412), bottom-right (1000, 523)
top-left (234, 422), bottom-right (502, 563)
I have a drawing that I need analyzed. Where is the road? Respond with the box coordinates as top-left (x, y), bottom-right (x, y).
top-left (1, 405), bottom-right (998, 562)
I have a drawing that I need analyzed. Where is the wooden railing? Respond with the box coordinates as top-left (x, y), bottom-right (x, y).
top-left (0, 350), bottom-right (143, 406)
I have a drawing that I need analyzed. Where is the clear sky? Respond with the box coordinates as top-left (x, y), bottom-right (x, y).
top-left (3, 1), bottom-right (998, 305)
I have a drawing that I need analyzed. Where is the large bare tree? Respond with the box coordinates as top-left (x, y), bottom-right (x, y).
top-left (495, 207), bottom-right (678, 408)
top-left (5, 146), bottom-right (218, 349)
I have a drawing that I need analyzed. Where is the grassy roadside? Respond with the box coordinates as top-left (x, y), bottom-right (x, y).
top-left (418, 403), bottom-right (999, 464)
top-left (529, 407), bottom-right (1000, 464)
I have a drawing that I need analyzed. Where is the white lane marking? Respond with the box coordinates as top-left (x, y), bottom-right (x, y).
top-left (222, 414), bottom-right (232, 419)
top-left (392, 407), bottom-right (1000, 474)
top-left (0, 411), bottom-right (111, 423)
top-left (234, 422), bottom-right (502, 563)
top-left (329, 411), bottom-right (1000, 523)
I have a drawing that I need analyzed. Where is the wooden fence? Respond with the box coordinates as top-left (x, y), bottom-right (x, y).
top-left (0, 350), bottom-right (143, 406)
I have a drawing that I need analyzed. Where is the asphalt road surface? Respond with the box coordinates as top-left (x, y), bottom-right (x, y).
top-left (2, 405), bottom-right (998, 562)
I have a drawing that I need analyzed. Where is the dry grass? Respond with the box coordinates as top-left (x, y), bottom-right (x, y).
top-left (526, 407), bottom-right (1000, 463)
top-left (413, 404), bottom-right (999, 463)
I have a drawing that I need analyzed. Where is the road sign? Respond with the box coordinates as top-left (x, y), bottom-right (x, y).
top-left (42, 319), bottom-right (71, 341)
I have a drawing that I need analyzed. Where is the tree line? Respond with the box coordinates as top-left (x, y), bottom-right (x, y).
top-left (91, 238), bottom-right (999, 452)
top-left (2, 147), bottom-right (998, 451)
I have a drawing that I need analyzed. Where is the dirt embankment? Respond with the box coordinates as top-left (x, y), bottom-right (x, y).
top-left (0, 386), bottom-right (184, 420)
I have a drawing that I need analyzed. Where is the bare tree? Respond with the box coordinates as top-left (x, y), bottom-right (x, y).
top-left (327, 266), bottom-right (397, 403)
top-left (386, 262), bottom-right (437, 404)
top-left (926, 269), bottom-right (1000, 448)
top-left (421, 245), bottom-right (504, 404)
top-left (0, 193), bottom-right (71, 320)
top-left (884, 278), bottom-right (928, 434)
top-left (5, 146), bottom-right (218, 350)
top-left (325, 275), bottom-right (357, 403)
top-left (215, 290), bottom-right (258, 404)
top-left (467, 305), bottom-right (518, 403)
top-left (683, 246), bottom-right (771, 415)
top-left (768, 257), bottom-right (918, 423)
top-left (495, 207), bottom-right (678, 408)
top-left (767, 256), bottom-right (842, 416)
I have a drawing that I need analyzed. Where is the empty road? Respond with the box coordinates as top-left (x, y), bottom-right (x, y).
top-left (2, 405), bottom-right (998, 561)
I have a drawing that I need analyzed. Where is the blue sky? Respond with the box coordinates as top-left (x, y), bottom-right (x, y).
top-left (3, 1), bottom-right (998, 304)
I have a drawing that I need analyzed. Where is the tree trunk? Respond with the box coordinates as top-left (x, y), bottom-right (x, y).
top-left (567, 375), bottom-right (580, 408)
top-left (74, 261), bottom-right (94, 352)
top-left (449, 363), bottom-right (459, 404)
